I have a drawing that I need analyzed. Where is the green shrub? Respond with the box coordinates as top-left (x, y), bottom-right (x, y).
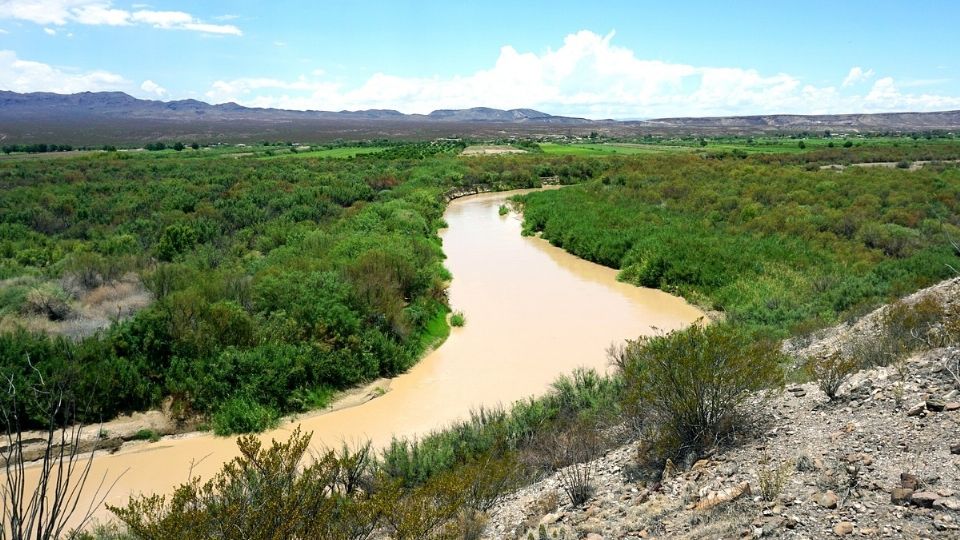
top-left (132, 428), bottom-right (161, 442)
top-left (618, 322), bottom-right (785, 461)
top-left (805, 352), bottom-right (860, 401)
top-left (449, 311), bottom-right (466, 327)
top-left (212, 396), bottom-right (279, 435)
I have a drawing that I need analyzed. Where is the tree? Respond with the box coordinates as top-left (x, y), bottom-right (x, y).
top-left (173, 142), bottom-right (185, 152)
top-left (798, 140), bottom-right (806, 149)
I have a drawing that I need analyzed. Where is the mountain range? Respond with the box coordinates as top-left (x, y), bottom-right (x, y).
top-left (1, 91), bottom-right (959, 144)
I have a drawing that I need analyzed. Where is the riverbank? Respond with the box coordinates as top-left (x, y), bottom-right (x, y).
top-left (14, 187), bottom-right (703, 531)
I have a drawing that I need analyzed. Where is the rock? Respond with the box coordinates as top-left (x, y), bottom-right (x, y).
top-left (834, 521), bottom-right (854, 535)
top-left (900, 472), bottom-right (920, 490)
top-left (934, 498), bottom-right (960, 511)
top-left (691, 459), bottom-right (710, 471)
top-left (890, 488), bottom-right (914, 505)
top-left (694, 481), bottom-right (751, 511)
top-left (540, 513), bottom-right (561, 525)
top-left (911, 491), bottom-right (939, 508)
top-left (907, 402), bottom-right (926, 417)
top-left (945, 402), bottom-right (960, 411)
top-left (926, 399), bottom-right (947, 412)
top-left (585, 534), bottom-right (604, 540)
top-left (661, 458), bottom-right (676, 481)
top-left (951, 443), bottom-right (960, 455)
top-left (813, 490), bottom-right (839, 509)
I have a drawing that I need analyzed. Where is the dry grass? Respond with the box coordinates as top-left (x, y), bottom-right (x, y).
top-left (0, 275), bottom-right (152, 339)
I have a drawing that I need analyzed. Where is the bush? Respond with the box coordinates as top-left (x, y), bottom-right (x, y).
top-left (449, 311), bottom-right (466, 327)
top-left (618, 322), bottom-right (785, 461)
top-left (21, 285), bottom-right (73, 321)
top-left (528, 418), bottom-right (605, 506)
top-left (132, 428), bottom-right (161, 442)
top-left (211, 396), bottom-right (279, 435)
top-left (757, 453), bottom-right (793, 502)
top-left (805, 352), bottom-right (860, 400)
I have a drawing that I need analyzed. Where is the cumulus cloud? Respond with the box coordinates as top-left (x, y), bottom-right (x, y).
top-left (0, 0), bottom-right (242, 35)
top-left (139, 79), bottom-right (166, 97)
top-left (0, 49), bottom-right (127, 93)
top-left (204, 30), bottom-right (960, 118)
top-left (842, 66), bottom-right (875, 87)
top-left (43, 27), bottom-right (56, 35)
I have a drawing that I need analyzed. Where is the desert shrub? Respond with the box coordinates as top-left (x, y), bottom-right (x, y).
top-left (211, 395), bottom-right (278, 435)
top-left (804, 352), bottom-right (860, 400)
top-left (850, 296), bottom-right (952, 369)
top-left (883, 296), bottom-right (948, 348)
top-left (527, 418), bottom-right (606, 506)
top-left (64, 251), bottom-right (107, 290)
top-left (619, 322), bottom-right (785, 461)
top-left (132, 429), bottom-right (161, 442)
top-left (449, 311), bottom-right (466, 327)
top-left (757, 453), bottom-right (793, 502)
top-left (21, 284), bottom-right (73, 321)
top-left (110, 428), bottom-right (385, 540)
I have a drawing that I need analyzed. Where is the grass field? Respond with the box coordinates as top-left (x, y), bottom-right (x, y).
top-left (540, 142), bottom-right (692, 156)
top-left (260, 146), bottom-right (387, 159)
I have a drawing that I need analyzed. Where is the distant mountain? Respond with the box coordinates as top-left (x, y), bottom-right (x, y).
top-left (0, 91), bottom-right (588, 124)
top-left (1, 90), bottom-right (959, 145)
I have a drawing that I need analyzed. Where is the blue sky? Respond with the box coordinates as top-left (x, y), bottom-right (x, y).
top-left (1, 0), bottom-right (959, 118)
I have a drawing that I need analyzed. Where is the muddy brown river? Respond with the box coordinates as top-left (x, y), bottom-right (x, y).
top-left (24, 189), bottom-right (703, 527)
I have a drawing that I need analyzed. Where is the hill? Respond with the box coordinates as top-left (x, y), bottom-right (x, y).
top-left (1, 91), bottom-right (960, 144)
top-left (487, 278), bottom-right (960, 539)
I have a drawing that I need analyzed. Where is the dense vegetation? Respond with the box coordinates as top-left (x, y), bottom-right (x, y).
top-left (0, 148), bottom-right (602, 433)
top-left (519, 151), bottom-right (960, 336)
top-left (5, 136), bottom-right (960, 538)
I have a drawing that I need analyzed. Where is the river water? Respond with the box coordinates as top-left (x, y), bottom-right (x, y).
top-left (25, 189), bottom-right (703, 527)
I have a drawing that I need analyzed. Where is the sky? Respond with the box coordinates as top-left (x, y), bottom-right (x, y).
top-left (1, 0), bottom-right (959, 119)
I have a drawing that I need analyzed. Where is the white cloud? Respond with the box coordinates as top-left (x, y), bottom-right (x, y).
top-left (0, 49), bottom-right (127, 93)
top-left (43, 27), bottom-right (56, 35)
top-left (180, 22), bottom-right (240, 36)
top-left (0, 0), bottom-right (241, 35)
top-left (129, 9), bottom-right (191, 28)
top-left (205, 31), bottom-right (960, 118)
top-left (842, 66), bottom-right (875, 87)
top-left (0, 29), bottom-right (8, 34)
top-left (139, 78), bottom-right (166, 97)
top-left (72, 3), bottom-right (130, 25)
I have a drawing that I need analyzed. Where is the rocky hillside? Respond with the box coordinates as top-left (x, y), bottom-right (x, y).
top-left (645, 111), bottom-right (960, 134)
top-left (485, 279), bottom-right (960, 539)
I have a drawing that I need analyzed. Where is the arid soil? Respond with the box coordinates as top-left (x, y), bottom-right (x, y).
top-left (486, 279), bottom-right (960, 539)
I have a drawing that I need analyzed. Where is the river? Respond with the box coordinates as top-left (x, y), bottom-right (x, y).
top-left (23, 188), bottom-right (704, 528)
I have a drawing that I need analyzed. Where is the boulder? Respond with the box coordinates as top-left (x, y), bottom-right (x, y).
top-left (834, 521), bottom-right (854, 535)
top-left (813, 490), bottom-right (839, 509)
top-left (900, 472), bottom-right (920, 490)
top-left (933, 497), bottom-right (960, 511)
top-left (906, 402), bottom-right (926, 417)
top-left (910, 491), bottom-right (939, 508)
top-left (926, 399), bottom-right (946, 412)
top-left (890, 488), bottom-right (914, 505)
